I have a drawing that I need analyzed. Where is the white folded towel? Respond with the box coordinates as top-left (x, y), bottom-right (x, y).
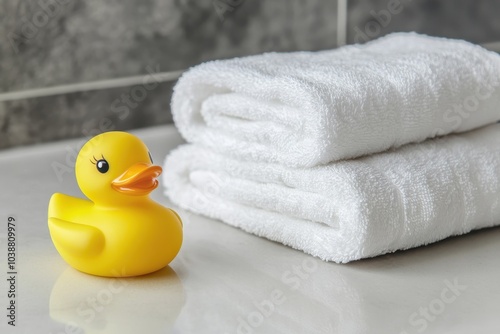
top-left (172, 32), bottom-right (500, 168)
top-left (163, 124), bottom-right (500, 263)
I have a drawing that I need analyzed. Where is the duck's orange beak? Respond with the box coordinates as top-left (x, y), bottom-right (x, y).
top-left (111, 163), bottom-right (162, 196)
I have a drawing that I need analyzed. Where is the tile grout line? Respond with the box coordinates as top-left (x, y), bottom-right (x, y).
top-left (0, 70), bottom-right (184, 102)
top-left (337, 0), bottom-right (347, 46)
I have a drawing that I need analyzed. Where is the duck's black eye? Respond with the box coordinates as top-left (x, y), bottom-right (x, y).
top-left (148, 152), bottom-right (153, 164)
top-left (96, 159), bottom-right (109, 173)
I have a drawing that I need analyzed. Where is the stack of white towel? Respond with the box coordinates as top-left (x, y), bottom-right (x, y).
top-left (164, 33), bottom-right (500, 263)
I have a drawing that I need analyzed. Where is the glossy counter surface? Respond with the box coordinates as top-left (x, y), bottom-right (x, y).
top-left (0, 125), bottom-right (499, 334)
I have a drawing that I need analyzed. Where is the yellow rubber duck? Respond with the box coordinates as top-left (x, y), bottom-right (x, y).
top-left (48, 131), bottom-right (182, 277)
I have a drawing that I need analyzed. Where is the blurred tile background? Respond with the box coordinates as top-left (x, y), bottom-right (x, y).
top-left (347, 0), bottom-right (500, 44)
top-left (0, 0), bottom-right (338, 149)
top-left (0, 0), bottom-right (499, 149)
top-left (0, 0), bottom-right (338, 93)
top-left (0, 81), bottom-right (175, 148)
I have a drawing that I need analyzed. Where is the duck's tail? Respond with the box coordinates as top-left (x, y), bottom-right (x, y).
top-left (168, 208), bottom-right (183, 227)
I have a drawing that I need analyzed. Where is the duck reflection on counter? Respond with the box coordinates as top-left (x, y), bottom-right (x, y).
top-left (49, 266), bottom-right (185, 334)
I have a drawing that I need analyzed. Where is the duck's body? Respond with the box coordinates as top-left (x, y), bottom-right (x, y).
top-left (48, 132), bottom-right (183, 277)
top-left (49, 194), bottom-right (182, 277)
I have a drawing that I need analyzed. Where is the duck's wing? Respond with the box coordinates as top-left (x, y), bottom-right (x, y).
top-left (48, 218), bottom-right (104, 257)
top-left (48, 193), bottom-right (93, 222)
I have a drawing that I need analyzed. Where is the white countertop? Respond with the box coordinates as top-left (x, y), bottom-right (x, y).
top-left (0, 125), bottom-right (499, 334)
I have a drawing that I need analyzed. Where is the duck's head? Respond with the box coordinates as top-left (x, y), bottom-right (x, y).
top-left (75, 131), bottom-right (162, 205)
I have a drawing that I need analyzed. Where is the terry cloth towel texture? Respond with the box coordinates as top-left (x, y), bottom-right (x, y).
top-left (164, 124), bottom-right (500, 263)
top-left (165, 32), bottom-right (500, 262)
top-left (171, 32), bottom-right (500, 168)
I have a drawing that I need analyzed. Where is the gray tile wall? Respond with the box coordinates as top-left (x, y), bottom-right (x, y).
top-left (0, 0), bottom-right (339, 149)
top-left (0, 0), bottom-right (338, 93)
top-left (347, 0), bottom-right (500, 44)
top-left (0, 80), bottom-right (175, 148)
top-left (0, 0), bottom-right (499, 149)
